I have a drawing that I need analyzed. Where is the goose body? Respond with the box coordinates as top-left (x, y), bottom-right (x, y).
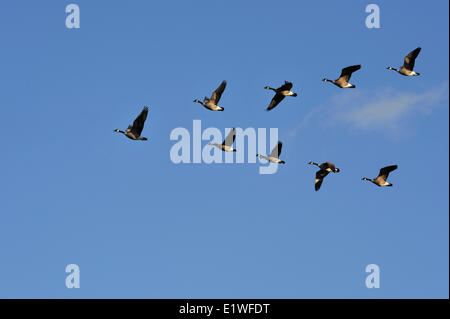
top-left (308, 161), bottom-right (340, 191)
top-left (209, 128), bottom-right (237, 152)
top-left (387, 47), bottom-right (421, 76)
top-left (264, 81), bottom-right (298, 111)
top-left (194, 80), bottom-right (227, 111)
top-left (362, 165), bottom-right (398, 187)
top-left (257, 141), bottom-right (285, 164)
top-left (114, 106), bottom-right (149, 141)
top-left (322, 65), bottom-right (361, 88)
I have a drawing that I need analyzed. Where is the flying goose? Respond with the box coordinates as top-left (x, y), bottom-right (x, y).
top-left (256, 141), bottom-right (285, 164)
top-left (322, 65), bottom-right (361, 88)
top-left (264, 81), bottom-right (298, 111)
top-left (387, 47), bottom-right (421, 76)
top-left (362, 165), bottom-right (398, 187)
top-left (308, 162), bottom-right (340, 191)
top-left (209, 128), bottom-right (237, 152)
top-left (114, 106), bottom-right (149, 141)
top-left (194, 80), bottom-right (227, 111)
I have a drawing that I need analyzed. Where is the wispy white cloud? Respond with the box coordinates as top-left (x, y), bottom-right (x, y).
top-left (288, 82), bottom-right (449, 139)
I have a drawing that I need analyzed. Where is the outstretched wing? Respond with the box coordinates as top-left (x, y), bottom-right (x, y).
top-left (210, 80), bottom-right (227, 104)
top-left (403, 47), bottom-right (421, 70)
top-left (223, 128), bottom-right (236, 147)
top-left (378, 165), bottom-right (398, 181)
top-left (315, 170), bottom-right (330, 191)
top-left (339, 65), bottom-right (361, 82)
top-left (131, 106), bottom-right (149, 136)
top-left (270, 141), bottom-right (283, 158)
top-left (267, 93), bottom-right (285, 111)
top-left (277, 81), bottom-right (293, 91)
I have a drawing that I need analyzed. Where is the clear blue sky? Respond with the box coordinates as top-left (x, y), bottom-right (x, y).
top-left (0, 0), bottom-right (448, 298)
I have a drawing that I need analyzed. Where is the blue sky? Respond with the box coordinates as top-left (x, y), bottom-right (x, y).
top-left (0, 1), bottom-right (448, 298)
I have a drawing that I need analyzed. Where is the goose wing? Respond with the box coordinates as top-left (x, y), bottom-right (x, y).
top-left (339, 65), bottom-right (361, 82)
top-left (267, 93), bottom-right (285, 111)
top-left (315, 170), bottom-right (330, 191)
top-left (222, 127), bottom-right (236, 147)
top-left (277, 81), bottom-right (293, 91)
top-left (270, 141), bottom-right (283, 158)
top-left (131, 106), bottom-right (149, 136)
top-left (403, 47), bottom-right (421, 70)
top-left (324, 162), bottom-right (336, 171)
top-left (378, 165), bottom-right (398, 181)
top-left (210, 80), bottom-right (227, 104)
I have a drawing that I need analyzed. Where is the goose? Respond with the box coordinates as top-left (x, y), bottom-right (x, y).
top-left (114, 106), bottom-right (149, 141)
top-left (193, 80), bottom-right (227, 111)
top-left (256, 141), bottom-right (285, 164)
top-left (362, 165), bottom-right (398, 187)
top-left (308, 162), bottom-right (340, 191)
top-left (322, 65), bottom-right (361, 88)
top-left (209, 128), bottom-right (237, 152)
top-left (387, 47), bottom-right (421, 76)
top-left (264, 81), bottom-right (298, 111)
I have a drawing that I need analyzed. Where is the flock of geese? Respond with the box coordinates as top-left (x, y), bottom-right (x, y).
top-left (114, 47), bottom-right (423, 191)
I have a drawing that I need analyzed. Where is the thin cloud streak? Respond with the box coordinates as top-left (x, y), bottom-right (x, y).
top-left (288, 82), bottom-right (449, 139)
